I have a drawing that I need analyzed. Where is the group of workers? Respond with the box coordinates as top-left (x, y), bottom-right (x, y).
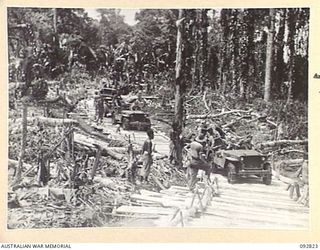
top-left (182, 121), bottom-right (228, 191)
top-left (126, 118), bottom-right (240, 189)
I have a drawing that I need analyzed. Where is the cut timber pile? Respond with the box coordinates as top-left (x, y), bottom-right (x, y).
top-left (116, 182), bottom-right (216, 227)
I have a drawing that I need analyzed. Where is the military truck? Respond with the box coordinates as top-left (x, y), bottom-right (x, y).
top-left (111, 110), bottom-right (151, 131)
top-left (213, 149), bottom-right (272, 185)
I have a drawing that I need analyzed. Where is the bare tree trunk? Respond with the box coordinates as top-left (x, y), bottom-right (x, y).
top-left (192, 10), bottom-right (200, 91)
top-left (14, 103), bottom-right (27, 183)
top-left (90, 145), bottom-right (102, 180)
top-left (286, 8), bottom-right (298, 104)
top-left (53, 8), bottom-right (57, 33)
top-left (230, 9), bottom-right (239, 93)
top-left (274, 9), bottom-right (286, 97)
top-left (264, 9), bottom-right (276, 102)
top-left (173, 9), bottom-right (186, 168)
top-left (200, 9), bottom-right (208, 92)
top-left (219, 9), bottom-right (230, 95)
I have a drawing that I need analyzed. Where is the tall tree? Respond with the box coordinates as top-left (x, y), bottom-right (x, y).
top-left (285, 8), bottom-right (298, 103)
top-left (200, 9), bottom-right (209, 82)
top-left (264, 8), bottom-right (276, 102)
top-left (219, 9), bottom-right (232, 93)
top-left (292, 8), bottom-right (309, 100)
top-left (274, 9), bottom-right (286, 98)
top-left (230, 9), bottom-right (240, 91)
top-left (173, 9), bottom-right (186, 168)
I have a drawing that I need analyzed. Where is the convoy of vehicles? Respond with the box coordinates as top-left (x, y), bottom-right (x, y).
top-left (100, 86), bottom-right (273, 185)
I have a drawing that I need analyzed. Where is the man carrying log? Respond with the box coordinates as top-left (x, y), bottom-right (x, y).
top-left (186, 133), bottom-right (212, 191)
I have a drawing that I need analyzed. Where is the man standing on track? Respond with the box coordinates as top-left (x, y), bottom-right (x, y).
top-left (140, 129), bottom-right (154, 183)
top-left (186, 133), bottom-right (212, 191)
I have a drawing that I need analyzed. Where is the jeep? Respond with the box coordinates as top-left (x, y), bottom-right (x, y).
top-left (112, 110), bottom-right (151, 131)
top-left (213, 149), bottom-right (272, 185)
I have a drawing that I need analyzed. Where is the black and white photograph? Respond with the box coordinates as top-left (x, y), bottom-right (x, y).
top-left (7, 7), bottom-right (309, 229)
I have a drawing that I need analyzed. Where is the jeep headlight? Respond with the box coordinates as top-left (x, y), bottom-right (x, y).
top-left (240, 157), bottom-right (244, 161)
top-left (262, 157), bottom-right (266, 161)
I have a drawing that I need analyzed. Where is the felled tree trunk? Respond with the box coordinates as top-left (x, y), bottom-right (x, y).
top-left (259, 139), bottom-right (307, 148)
top-left (12, 117), bottom-right (79, 126)
top-left (74, 136), bottom-right (124, 161)
top-left (187, 109), bottom-right (252, 119)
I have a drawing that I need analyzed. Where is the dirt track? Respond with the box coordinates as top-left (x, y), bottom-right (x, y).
top-left (77, 99), bottom-right (309, 228)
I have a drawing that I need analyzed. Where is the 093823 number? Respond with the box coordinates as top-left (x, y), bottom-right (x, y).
top-left (300, 244), bottom-right (319, 248)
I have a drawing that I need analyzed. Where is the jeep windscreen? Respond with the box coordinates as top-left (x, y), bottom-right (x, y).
top-left (241, 156), bottom-right (265, 169)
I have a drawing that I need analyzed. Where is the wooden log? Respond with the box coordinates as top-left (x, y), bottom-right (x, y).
top-left (140, 189), bottom-right (164, 198)
top-left (150, 116), bottom-right (172, 126)
top-left (222, 115), bottom-right (251, 128)
top-left (72, 115), bottom-right (111, 143)
top-left (140, 189), bottom-right (187, 202)
top-left (74, 133), bottom-right (124, 160)
top-left (131, 194), bottom-right (187, 208)
top-left (116, 205), bottom-right (176, 215)
top-left (149, 173), bottom-right (166, 190)
top-left (11, 117), bottom-right (79, 126)
top-left (37, 94), bottom-right (81, 112)
top-left (187, 109), bottom-right (253, 119)
top-left (108, 147), bottom-right (140, 155)
top-left (259, 140), bottom-right (307, 148)
top-left (279, 150), bottom-right (308, 155)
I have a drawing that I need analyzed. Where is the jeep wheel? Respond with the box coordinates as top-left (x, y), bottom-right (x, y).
top-left (227, 162), bottom-right (237, 184)
top-left (263, 175), bottom-right (272, 185)
top-left (122, 118), bottom-right (130, 130)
